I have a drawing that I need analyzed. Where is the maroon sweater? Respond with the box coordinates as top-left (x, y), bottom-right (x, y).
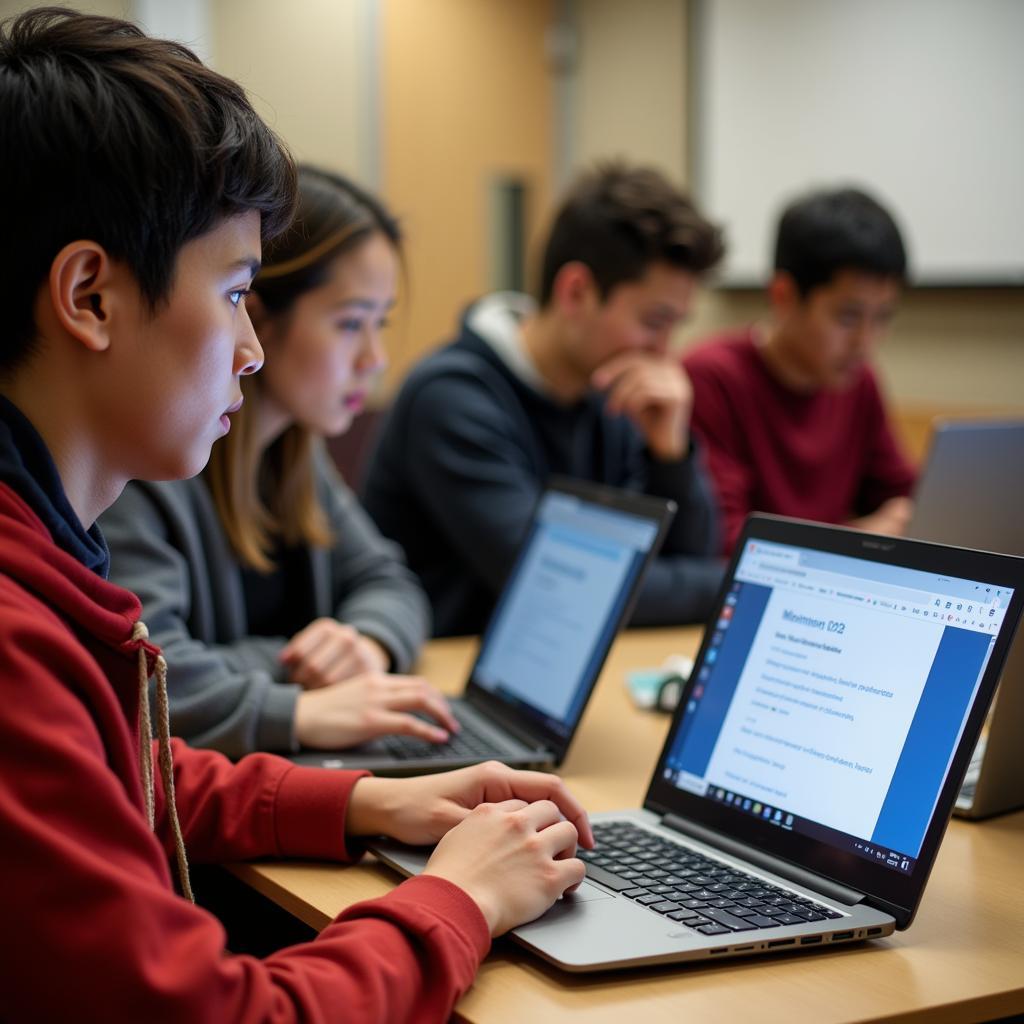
top-left (684, 327), bottom-right (916, 555)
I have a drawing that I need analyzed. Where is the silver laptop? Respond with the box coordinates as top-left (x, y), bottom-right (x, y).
top-left (906, 418), bottom-right (1024, 818)
top-left (292, 478), bottom-right (675, 775)
top-left (908, 419), bottom-right (1024, 556)
top-left (372, 515), bottom-right (1024, 970)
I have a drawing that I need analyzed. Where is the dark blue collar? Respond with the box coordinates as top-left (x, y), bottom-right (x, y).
top-left (0, 395), bottom-right (110, 577)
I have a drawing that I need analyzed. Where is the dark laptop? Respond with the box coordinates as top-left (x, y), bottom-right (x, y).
top-left (372, 515), bottom-right (1024, 970)
top-left (292, 477), bottom-right (675, 774)
top-left (906, 417), bottom-right (1024, 818)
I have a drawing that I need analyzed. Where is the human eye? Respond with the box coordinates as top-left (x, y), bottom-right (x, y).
top-left (834, 308), bottom-right (861, 328)
top-left (336, 317), bottom-right (364, 333)
top-left (228, 287), bottom-right (251, 309)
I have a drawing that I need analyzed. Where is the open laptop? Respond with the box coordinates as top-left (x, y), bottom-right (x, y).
top-left (372, 514), bottom-right (1024, 970)
top-left (292, 477), bottom-right (675, 775)
top-left (905, 418), bottom-right (1024, 818)
top-left (908, 418), bottom-right (1024, 556)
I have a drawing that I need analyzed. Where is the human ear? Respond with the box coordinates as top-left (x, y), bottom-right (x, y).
top-left (768, 270), bottom-right (801, 320)
top-left (47, 241), bottom-right (117, 353)
top-left (552, 261), bottom-right (600, 316)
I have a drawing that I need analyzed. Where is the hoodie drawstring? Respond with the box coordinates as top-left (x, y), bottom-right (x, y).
top-left (133, 621), bottom-right (194, 902)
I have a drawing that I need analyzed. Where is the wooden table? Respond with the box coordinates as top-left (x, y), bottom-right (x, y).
top-left (232, 629), bottom-right (1024, 1023)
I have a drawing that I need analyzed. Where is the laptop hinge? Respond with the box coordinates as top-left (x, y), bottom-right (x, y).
top-left (465, 689), bottom-right (549, 752)
top-left (662, 813), bottom-right (867, 907)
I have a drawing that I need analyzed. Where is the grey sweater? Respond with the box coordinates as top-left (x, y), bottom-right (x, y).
top-left (100, 447), bottom-right (430, 757)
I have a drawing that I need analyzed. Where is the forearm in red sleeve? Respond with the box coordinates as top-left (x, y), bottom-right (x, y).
top-left (156, 739), bottom-right (369, 864)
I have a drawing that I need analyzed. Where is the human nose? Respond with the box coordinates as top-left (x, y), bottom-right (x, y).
top-left (234, 312), bottom-right (264, 377)
top-left (649, 327), bottom-right (673, 357)
top-left (850, 321), bottom-right (877, 358)
top-left (355, 326), bottom-right (388, 377)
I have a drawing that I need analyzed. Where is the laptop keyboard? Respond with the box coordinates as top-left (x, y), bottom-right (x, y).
top-left (582, 821), bottom-right (844, 936)
top-left (381, 712), bottom-right (515, 761)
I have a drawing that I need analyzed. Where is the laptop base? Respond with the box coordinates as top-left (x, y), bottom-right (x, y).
top-left (290, 698), bottom-right (553, 775)
top-left (370, 808), bottom-right (895, 972)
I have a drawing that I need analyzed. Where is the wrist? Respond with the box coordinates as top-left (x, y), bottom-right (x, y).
top-left (648, 432), bottom-right (688, 462)
top-left (422, 869), bottom-right (501, 935)
top-left (359, 634), bottom-right (392, 672)
top-left (347, 776), bottom-right (401, 837)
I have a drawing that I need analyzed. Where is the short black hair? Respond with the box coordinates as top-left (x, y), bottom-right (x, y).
top-left (774, 187), bottom-right (907, 297)
top-left (0, 7), bottom-right (297, 375)
top-left (538, 162), bottom-right (724, 307)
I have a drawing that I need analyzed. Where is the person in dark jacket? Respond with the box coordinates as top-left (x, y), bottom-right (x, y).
top-left (365, 163), bottom-right (727, 636)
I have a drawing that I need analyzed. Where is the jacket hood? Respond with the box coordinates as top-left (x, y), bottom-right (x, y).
top-left (0, 483), bottom-right (156, 664)
top-left (0, 396), bottom-right (110, 576)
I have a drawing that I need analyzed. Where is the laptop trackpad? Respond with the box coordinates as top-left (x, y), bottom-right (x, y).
top-left (562, 881), bottom-right (616, 905)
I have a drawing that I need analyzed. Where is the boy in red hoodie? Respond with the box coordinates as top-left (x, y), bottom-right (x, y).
top-left (0, 9), bottom-right (592, 1022)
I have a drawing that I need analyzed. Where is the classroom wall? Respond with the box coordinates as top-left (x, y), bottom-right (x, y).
top-left (380, 0), bottom-right (555, 387)
top-left (0, 0), bottom-right (372, 179)
top-left (570, 0), bottom-right (687, 184)
top-left (570, 0), bottom-right (1024, 426)
top-left (0, 0), bottom-right (129, 18)
top-left (182, 0), bottom-right (560, 393)
top-left (210, 0), bottom-right (375, 185)
top-left (5, 0), bottom-right (1019, 422)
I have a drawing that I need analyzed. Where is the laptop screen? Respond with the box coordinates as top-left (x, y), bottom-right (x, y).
top-left (470, 489), bottom-right (664, 739)
top-left (661, 538), bottom-right (1016, 878)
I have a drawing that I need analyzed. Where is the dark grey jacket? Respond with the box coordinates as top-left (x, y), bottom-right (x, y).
top-left (100, 447), bottom-right (430, 757)
top-left (364, 294), bottom-right (724, 636)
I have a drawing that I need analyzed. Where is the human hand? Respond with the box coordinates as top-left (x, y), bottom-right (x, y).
top-left (424, 799), bottom-right (587, 935)
top-left (591, 352), bottom-right (692, 461)
top-left (348, 762), bottom-right (594, 936)
top-left (281, 618), bottom-right (389, 689)
top-left (294, 672), bottom-right (459, 749)
top-left (347, 760), bottom-right (594, 848)
top-left (847, 496), bottom-right (914, 537)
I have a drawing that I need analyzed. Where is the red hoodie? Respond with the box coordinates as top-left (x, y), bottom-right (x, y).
top-left (0, 481), bottom-right (490, 1022)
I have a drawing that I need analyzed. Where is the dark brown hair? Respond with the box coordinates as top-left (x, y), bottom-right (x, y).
top-left (206, 166), bottom-right (402, 570)
top-left (538, 162), bottom-right (724, 306)
top-left (0, 6), bottom-right (296, 374)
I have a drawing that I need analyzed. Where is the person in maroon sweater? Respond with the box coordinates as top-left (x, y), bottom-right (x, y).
top-left (0, 10), bottom-right (592, 1022)
top-left (684, 187), bottom-right (917, 555)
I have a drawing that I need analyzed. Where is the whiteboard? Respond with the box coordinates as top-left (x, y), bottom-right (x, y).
top-left (692, 0), bottom-right (1024, 286)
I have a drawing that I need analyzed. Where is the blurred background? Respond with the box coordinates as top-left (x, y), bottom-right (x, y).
top-left (3, 0), bottom-right (1022, 462)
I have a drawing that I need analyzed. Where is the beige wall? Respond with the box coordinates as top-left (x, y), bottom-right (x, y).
top-left (572, 0), bottom-right (687, 182)
top-left (0, 0), bottom-right (129, 17)
top-left (210, 0), bottom-right (372, 183)
top-left (381, 0), bottom-right (555, 387)
top-left (571, 0), bottom-right (1024, 418)
top-left (10, 0), bottom-right (1019, 417)
top-left (1, 1), bottom-right (371, 179)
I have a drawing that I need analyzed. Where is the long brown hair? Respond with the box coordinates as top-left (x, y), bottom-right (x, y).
top-left (205, 165), bottom-right (401, 571)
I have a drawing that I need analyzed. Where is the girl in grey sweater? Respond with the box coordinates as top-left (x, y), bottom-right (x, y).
top-left (101, 167), bottom-right (456, 758)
